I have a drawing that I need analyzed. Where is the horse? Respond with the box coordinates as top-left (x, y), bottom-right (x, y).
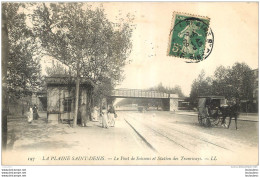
top-left (219, 103), bottom-right (240, 130)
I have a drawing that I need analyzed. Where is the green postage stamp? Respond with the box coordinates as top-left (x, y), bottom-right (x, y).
top-left (167, 12), bottom-right (213, 62)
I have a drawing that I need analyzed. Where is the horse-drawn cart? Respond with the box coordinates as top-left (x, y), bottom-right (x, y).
top-left (198, 96), bottom-right (227, 127)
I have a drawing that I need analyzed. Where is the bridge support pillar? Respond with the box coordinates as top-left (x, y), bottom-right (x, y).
top-left (169, 98), bottom-right (178, 111)
top-left (167, 94), bottom-right (179, 112)
top-left (162, 98), bottom-right (178, 111)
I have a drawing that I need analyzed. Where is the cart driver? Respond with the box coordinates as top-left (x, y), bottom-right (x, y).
top-left (207, 99), bottom-right (219, 118)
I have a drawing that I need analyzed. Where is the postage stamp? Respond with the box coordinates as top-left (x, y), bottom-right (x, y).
top-left (167, 12), bottom-right (213, 62)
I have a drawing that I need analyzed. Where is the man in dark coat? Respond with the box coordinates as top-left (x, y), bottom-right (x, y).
top-left (32, 104), bottom-right (39, 120)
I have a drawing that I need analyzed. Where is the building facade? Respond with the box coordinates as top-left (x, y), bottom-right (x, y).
top-left (46, 77), bottom-right (94, 124)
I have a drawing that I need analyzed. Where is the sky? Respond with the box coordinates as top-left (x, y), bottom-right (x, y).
top-left (99, 2), bottom-right (258, 96)
top-left (39, 2), bottom-right (258, 96)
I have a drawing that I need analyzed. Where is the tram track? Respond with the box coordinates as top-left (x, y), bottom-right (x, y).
top-left (133, 114), bottom-right (231, 151)
top-left (124, 118), bottom-right (158, 153)
top-left (123, 112), bottom-right (194, 154)
top-left (162, 122), bottom-right (231, 151)
top-left (122, 112), bottom-right (232, 154)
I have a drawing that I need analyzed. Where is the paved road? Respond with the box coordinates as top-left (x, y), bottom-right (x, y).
top-left (120, 111), bottom-right (258, 164)
top-left (3, 111), bottom-right (258, 165)
top-left (4, 112), bottom-right (155, 165)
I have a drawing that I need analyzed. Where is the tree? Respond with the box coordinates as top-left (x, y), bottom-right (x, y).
top-left (2, 3), bottom-right (42, 149)
top-left (170, 85), bottom-right (185, 98)
top-left (152, 82), bottom-right (185, 97)
top-left (211, 63), bottom-right (255, 101)
top-left (31, 3), bottom-right (134, 127)
top-left (189, 63), bottom-right (256, 110)
top-left (3, 3), bottom-right (42, 99)
top-left (7, 42), bottom-right (42, 98)
top-left (228, 62), bottom-right (255, 101)
top-left (45, 61), bottom-right (70, 77)
top-left (189, 70), bottom-right (212, 107)
top-left (211, 65), bottom-right (230, 96)
top-left (2, 3), bottom-right (9, 151)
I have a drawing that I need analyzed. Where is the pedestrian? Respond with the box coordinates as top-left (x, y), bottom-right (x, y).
top-left (27, 106), bottom-right (33, 124)
top-left (32, 104), bottom-right (39, 120)
top-left (79, 103), bottom-right (88, 127)
top-left (92, 106), bottom-right (98, 122)
top-left (108, 105), bottom-right (116, 127)
top-left (101, 106), bottom-right (109, 129)
top-left (97, 107), bottom-right (103, 125)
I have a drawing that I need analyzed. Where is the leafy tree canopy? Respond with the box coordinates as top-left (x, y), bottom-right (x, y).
top-left (31, 3), bottom-right (134, 88)
top-left (189, 62), bottom-right (256, 108)
top-left (3, 3), bottom-right (42, 99)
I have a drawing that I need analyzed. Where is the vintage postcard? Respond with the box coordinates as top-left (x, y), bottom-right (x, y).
top-left (2, 2), bottom-right (258, 166)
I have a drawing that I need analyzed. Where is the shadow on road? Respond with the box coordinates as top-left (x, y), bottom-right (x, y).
top-left (7, 114), bottom-right (75, 151)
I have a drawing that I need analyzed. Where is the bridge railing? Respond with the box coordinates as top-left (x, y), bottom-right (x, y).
top-left (110, 89), bottom-right (169, 98)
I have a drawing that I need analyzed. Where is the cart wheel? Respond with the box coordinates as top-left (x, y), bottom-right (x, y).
top-left (205, 118), bottom-right (211, 127)
top-left (212, 116), bottom-right (220, 126)
top-left (198, 115), bottom-right (203, 125)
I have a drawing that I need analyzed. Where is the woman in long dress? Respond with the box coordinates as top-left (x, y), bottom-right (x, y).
top-left (108, 105), bottom-right (116, 127)
top-left (101, 107), bottom-right (109, 129)
top-left (27, 107), bottom-right (33, 124)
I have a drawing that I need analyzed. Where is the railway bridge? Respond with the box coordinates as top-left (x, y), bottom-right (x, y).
top-left (108, 89), bottom-right (179, 111)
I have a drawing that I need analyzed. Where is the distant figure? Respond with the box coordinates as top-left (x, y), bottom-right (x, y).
top-left (101, 106), bottom-right (109, 129)
top-left (33, 104), bottom-right (39, 120)
top-left (27, 106), bottom-right (33, 124)
top-left (92, 106), bottom-right (99, 122)
top-left (79, 103), bottom-right (88, 127)
top-left (108, 105), bottom-right (116, 127)
top-left (98, 107), bottom-right (103, 125)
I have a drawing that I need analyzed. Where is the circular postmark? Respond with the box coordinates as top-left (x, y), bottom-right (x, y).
top-left (203, 27), bottom-right (214, 61)
top-left (169, 16), bottom-right (214, 63)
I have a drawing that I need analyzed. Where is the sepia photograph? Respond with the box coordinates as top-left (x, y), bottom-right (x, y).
top-left (1, 2), bottom-right (258, 166)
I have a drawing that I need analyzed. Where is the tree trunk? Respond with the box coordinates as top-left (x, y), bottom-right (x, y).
top-left (89, 89), bottom-right (94, 121)
top-left (73, 58), bottom-right (81, 127)
top-left (73, 77), bottom-right (80, 127)
top-left (2, 13), bottom-right (8, 150)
